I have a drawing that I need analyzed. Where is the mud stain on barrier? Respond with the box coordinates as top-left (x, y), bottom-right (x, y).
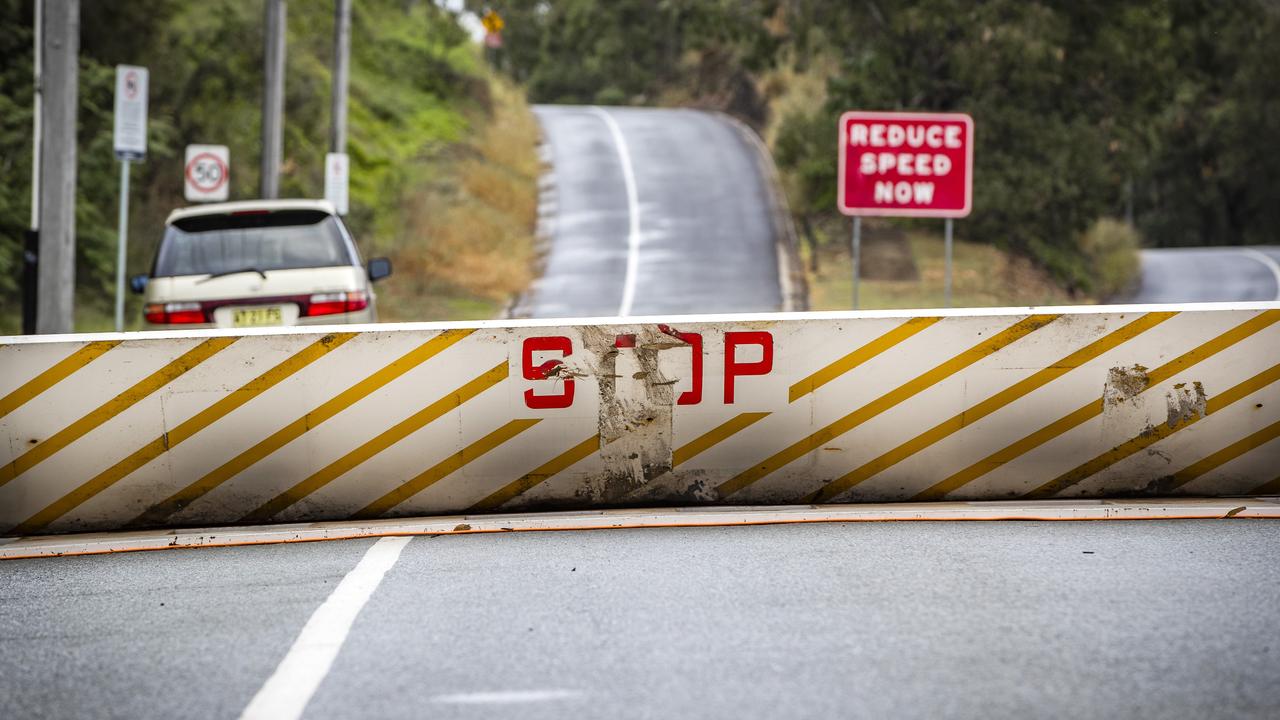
top-left (1166, 381), bottom-right (1207, 428)
top-left (1104, 364), bottom-right (1150, 407)
top-left (579, 326), bottom-right (682, 501)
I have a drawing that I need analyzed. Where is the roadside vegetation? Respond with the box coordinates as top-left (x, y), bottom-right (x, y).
top-left (0, 0), bottom-right (538, 332)
top-left (485, 0), bottom-right (1280, 304)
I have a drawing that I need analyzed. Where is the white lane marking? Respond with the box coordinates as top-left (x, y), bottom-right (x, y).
top-left (1239, 248), bottom-right (1280, 301)
top-left (590, 106), bottom-right (642, 316)
top-left (239, 536), bottom-right (411, 720)
top-left (432, 689), bottom-right (583, 704)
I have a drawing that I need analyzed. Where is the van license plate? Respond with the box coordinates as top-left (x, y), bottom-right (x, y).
top-left (232, 307), bottom-right (283, 327)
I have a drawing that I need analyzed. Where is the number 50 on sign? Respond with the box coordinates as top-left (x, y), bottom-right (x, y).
top-left (184, 144), bottom-right (230, 203)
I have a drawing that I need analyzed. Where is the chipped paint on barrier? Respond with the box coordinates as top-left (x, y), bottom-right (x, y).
top-left (0, 302), bottom-right (1278, 535)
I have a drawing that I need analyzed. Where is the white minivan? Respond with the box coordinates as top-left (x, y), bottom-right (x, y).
top-left (132, 199), bottom-right (391, 329)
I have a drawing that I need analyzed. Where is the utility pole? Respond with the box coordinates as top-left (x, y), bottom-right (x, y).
top-left (37, 0), bottom-right (78, 334)
top-left (261, 0), bottom-right (286, 199)
top-left (23, 0), bottom-right (43, 334)
top-left (330, 0), bottom-right (350, 154)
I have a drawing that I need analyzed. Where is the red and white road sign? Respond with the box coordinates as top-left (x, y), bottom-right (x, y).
top-left (838, 111), bottom-right (973, 218)
top-left (184, 144), bottom-right (230, 203)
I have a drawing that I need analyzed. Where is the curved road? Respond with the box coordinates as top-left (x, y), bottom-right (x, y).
top-left (515, 106), bottom-right (785, 318)
top-left (1126, 247), bottom-right (1280, 303)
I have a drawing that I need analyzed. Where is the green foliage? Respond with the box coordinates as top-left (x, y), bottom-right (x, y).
top-left (483, 0), bottom-right (1280, 292)
top-left (1078, 218), bottom-right (1141, 299)
top-left (777, 0), bottom-right (1280, 290)
top-left (0, 0), bottom-right (485, 332)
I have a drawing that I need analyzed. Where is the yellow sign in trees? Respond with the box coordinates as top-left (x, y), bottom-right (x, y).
top-left (481, 9), bottom-right (504, 34)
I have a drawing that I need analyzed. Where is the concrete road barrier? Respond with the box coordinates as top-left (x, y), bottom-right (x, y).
top-left (3, 303), bottom-right (1278, 535)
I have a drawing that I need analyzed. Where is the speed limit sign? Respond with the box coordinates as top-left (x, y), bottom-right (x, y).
top-left (184, 144), bottom-right (230, 202)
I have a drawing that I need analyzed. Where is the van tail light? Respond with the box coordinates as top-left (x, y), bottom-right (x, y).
top-left (305, 290), bottom-right (368, 317)
top-left (144, 302), bottom-right (206, 324)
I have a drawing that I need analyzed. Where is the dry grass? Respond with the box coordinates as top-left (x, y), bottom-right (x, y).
top-left (808, 228), bottom-right (1091, 311)
top-left (377, 76), bottom-right (539, 321)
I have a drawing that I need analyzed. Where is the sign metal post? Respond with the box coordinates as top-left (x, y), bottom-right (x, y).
top-left (944, 218), bottom-right (954, 307)
top-left (113, 65), bottom-right (148, 332)
top-left (851, 216), bottom-right (862, 309)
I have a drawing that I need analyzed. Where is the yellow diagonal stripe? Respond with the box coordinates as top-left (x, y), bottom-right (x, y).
top-left (0, 337), bottom-right (236, 490)
top-left (1248, 472), bottom-right (1280, 495)
top-left (1025, 361), bottom-right (1280, 499)
top-left (717, 314), bottom-right (1059, 498)
top-left (673, 412), bottom-right (771, 467)
top-left (470, 434), bottom-right (600, 511)
top-left (1172, 418), bottom-right (1280, 491)
top-left (0, 340), bottom-right (120, 420)
top-left (915, 309), bottom-right (1280, 501)
top-left (812, 311), bottom-right (1177, 503)
top-left (356, 418), bottom-right (541, 519)
top-left (789, 317), bottom-right (939, 402)
top-left (9, 333), bottom-right (356, 536)
top-left (244, 361), bottom-right (509, 522)
top-left (132, 329), bottom-right (473, 526)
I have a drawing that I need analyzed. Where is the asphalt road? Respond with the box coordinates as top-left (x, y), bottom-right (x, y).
top-left (1126, 246), bottom-right (1280, 303)
top-left (4, 520), bottom-right (1278, 719)
top-left (515, 105), bottom-right (783, 318)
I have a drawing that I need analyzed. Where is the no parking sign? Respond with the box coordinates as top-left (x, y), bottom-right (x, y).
top-left (184, 144), bottom-right (230, 202)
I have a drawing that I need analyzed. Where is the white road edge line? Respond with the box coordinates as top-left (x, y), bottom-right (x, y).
top-left (239, 536), bottom-right (411, 720)
top-left (1239, 248), bottom-right (1280, 301)
top-left (590, 106), bottom-right (642, 317)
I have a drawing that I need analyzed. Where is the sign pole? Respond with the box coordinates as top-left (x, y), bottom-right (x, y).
top-left (114, 160), bottom-right (130, 332)
top-left (944, 218), bottom-right (953, 308)
top-left (851, 216), bottom-right (862, 309)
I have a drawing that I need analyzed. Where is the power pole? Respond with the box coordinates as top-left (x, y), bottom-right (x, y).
top-left (23, 0), bottom-right (43, 334)
top-left (37, 0), bottom-right (78, 334)
top-left (330, 0), bottom-right (350, 154)
top-left (261, 0), bottom-right (286, 199)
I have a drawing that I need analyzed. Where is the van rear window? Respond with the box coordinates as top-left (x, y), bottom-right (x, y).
top-left (155, 211), bottom-right (356, 277)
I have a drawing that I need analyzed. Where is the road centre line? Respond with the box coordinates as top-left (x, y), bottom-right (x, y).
top-left (1239, 248), bottom-right (1280, 301)
top-left (590, 106), bottom-right (642, 317)
top-left (5, 500), bottom-right (1280, 561)
top-left (239, 536), bottom-right (410, 720)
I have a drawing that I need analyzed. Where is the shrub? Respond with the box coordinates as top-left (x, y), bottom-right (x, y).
top-left (1079, 218), bottom-right (1141, 299)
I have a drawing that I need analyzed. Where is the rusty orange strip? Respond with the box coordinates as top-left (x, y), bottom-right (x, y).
top-left (810, 312), bottom-right (1177, 503)
top-left (0, 337), bottom-right (237, 491)
top-left (1025, 361), bottom-right (1280, 499)
top-left (0, 341), bottom-right (120, 421)
top-left (915, 309), bottom-right (1280, 501)
top-left (716, 314), bottom-right (1059, 499)
top-left (244, 361), bottom-right (508, 522)
top-left (131, 329), bottom-right (473, 527)
top-left (355, 419), bottom-right (541, 519)
top-left (9, 334), bottom-right (356, 536)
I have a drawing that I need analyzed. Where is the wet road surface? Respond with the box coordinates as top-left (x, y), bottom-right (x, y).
top-left (515, 106), bottom-right (783, 318)
top-left (4, 520), bottom-right (1278, 719)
